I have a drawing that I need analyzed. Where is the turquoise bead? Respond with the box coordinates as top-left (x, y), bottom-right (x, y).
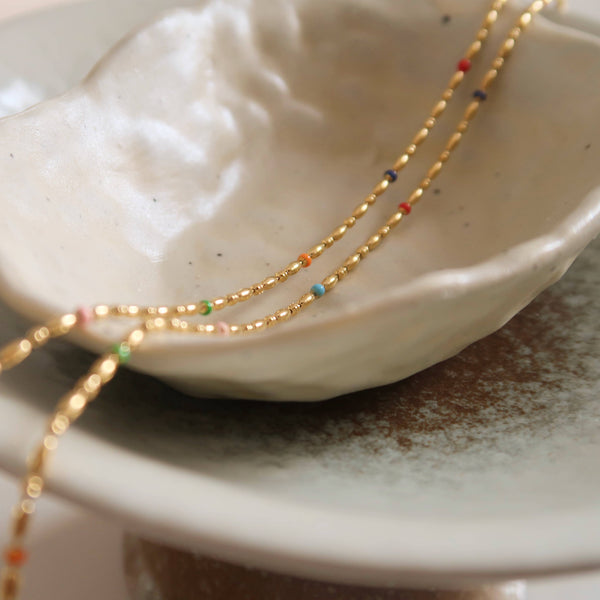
top-left (311, 284), bottom-right (326, 297)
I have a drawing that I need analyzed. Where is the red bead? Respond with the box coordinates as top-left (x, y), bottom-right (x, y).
top-left (398, 202), bottom-right (412, 215)
top-left (458, 58), bottom-right (471, 72)
top-left (4, 547), bottom-right (27, 567)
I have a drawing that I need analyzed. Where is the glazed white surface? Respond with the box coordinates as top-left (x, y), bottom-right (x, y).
top-left (0, 0), bottom-right (600, 595)
top-left (0, 0), bottom-right (599, 399)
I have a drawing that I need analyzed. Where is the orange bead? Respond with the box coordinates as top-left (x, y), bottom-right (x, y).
top-left (4, 547), bottom-right (27, 567)
top-left (298, 253), bottom-right (312, 268)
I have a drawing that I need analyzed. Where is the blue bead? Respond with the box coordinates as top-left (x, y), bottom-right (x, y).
top-left (473, 89), bottom-right (487, 101)
top-left (384, 169), bottom-right (398, 182)
top-left (311, 284), bottom-right (326, 297)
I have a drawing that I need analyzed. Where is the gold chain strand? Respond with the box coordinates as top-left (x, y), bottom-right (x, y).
top-left (0, 2), bottom-right (552, 598)
top-left (83, 0), bottom-right (508, 322)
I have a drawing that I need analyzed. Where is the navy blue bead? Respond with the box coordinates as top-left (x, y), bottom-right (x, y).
top-left (473, 89), bottom-right (488, 101)
top-left (384, 169), bottom-right (398, 182)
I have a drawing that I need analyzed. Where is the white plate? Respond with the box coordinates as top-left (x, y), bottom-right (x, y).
top-left (0, 0), bottom-right (599, 590)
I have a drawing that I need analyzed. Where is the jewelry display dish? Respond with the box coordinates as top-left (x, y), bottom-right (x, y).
top-left (0, 0), bottom-right (599, 590)
top-left (0, 0), bottom-right (599, 401)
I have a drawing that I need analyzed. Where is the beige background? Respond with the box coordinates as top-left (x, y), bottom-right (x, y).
top-left (0, 0), bottom-right (599, 598)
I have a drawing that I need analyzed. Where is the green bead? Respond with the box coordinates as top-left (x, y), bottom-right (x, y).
top-left (199, 300), bottom-right (213, 316)
top-left (112, 342), bottom-right (131, 364)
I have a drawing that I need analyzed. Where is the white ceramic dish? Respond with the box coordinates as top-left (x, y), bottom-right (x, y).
top-left (0, 1), bottom-right (600, 590)
top-left (0, 0), bottom-right (599, 401)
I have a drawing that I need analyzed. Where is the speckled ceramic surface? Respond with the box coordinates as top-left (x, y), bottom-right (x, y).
top-left (0, 0), bottom-right (598, 400)
top-left (0, 0), bottom-right (599, 589)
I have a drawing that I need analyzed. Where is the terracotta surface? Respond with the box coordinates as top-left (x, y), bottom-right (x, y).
top-left (124, 536), bottom-right (524, 600)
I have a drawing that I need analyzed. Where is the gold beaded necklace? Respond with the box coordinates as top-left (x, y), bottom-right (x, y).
top-left (0, 1), bottom-right (558, 597)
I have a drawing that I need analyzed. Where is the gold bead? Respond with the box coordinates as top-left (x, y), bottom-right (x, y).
top-left (427, 161), bottom-right (444, 180)
top-left (457, 120), bottom-right (470, 133)
top-left (49, 413), bottom-right (70, 436)
top-left (26, 326), bottom-right (50, 348)
top-left (322, 236), bottom-right (335, 248)
top-left (275, 309), bottom-right (291, 322)
top-left (466, 40), bottom-right (482, 59)
top-left (47, 313), bottom-right (77, 336)
top-left (275, 270), bottom-right (289, 283)
top-left (80, 373), bottom-right (103, 396)
top-left (252, 319), bottom-right (267, 331)
top-left (262, 277), bottom-right (278, 290)
top-left (367, 234), bottom-right (382, 250)
top-left (127, 329), bottom-right (146, 349)
top-left (372, 180), bottom-right (389, 196)
top-left (439, 150), bottom-right (451, 163)
top-left (344, 216), bottom-right (356, 228)
top-left (520, 12), bottom-right (532, 27)
top-left (90, 355), bottom-right (119, 383)
top-left (24, 475), bottom-right (44, 499)
top-left (186, 304), bottom-right (198, 314)
top-left (477, 28), bottom-right (489, 42)
top-left (128, 305), bottom-right (140, 317)
top-left (229, 325), bottom-right (241, 335)
top-left (242, 323), bottom-right (254, 333)
top-left (446, 133), bottom-right (462, 153)
top-left (442, 88), bottom-right (453, 101)
top-left (364, 193), bottom-right (378, 205)
top-left (531, 0), bottom-right (545, 12)
top-left (336, 266), bottom-right (348, 280)
top-left (251, 283), bottom-right (264, 295)
top-left (481, 69), bottom-right (498, 89)
top-left (378, 225), bottom-right (391, 239)
top-left (322, 275), bottom-right (339, 291)
top-left (265, 315), bottom-right (278, 327)
top-left (386, 212), bottom-right (404, 229)
top-left (308, 243), bottom-right (326, 258)
top-left (0, 339), bottom-right (32, 370)
top-left (406, 144), bottom-right (417, 156)
top-left (484, 9), bottom-right (498, 26)
top-left (393, 153), bottom-right (410, 171)
top-left (420, 177), bottom-right (432, 190)
top-left (499, 38), bottom-right (515, 57)
top-left (412, 127), bottom-right (429, 146)
top-left (343, 254), bottom-right (361, 272)
top-left (356, 245), bottom-right (370, 259)
top-left (465, 100), bottom-right (480, 120)
top-left (288, 303), bottom-right (302, 315)
top-left (408, 188), bottom-right (424, 204)
top-left (226, 293), bottom-right (240, 306)
top-left (212, 297), bottom-right (227, 310)
top-left (449, 71), bottom-right (464, 90)
top-left (94, 305), bottom-right (110, 318)
top-left (424, 117), bottom-right (436, 128)
top-left (332, 225), bottom-right (347, 241)
top-left (510, 26), bottom-right (521, 39)
top-left (492, 57), bottom-right (504, 70)
top-left (286, 262), bottom-right (302, 276)
top-left (431, 100), bottom-right (447, 119)
top-left (298, 293), bottom-right (316, 308)
top-left (144, 306), bottom-right (158, 316)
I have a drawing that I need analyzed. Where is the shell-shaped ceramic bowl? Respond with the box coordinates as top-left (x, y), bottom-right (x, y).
top-left (0, 0), bottom-right (599, 401)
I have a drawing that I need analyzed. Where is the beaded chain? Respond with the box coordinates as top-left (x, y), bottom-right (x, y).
top-left (0, 1), bottom-right (556, 598)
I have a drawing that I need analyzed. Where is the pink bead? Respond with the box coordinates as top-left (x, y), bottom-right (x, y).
top-left (216, 321), bottom-right (230, 336)
top-left (76, 306), bottom-right (94, 326)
